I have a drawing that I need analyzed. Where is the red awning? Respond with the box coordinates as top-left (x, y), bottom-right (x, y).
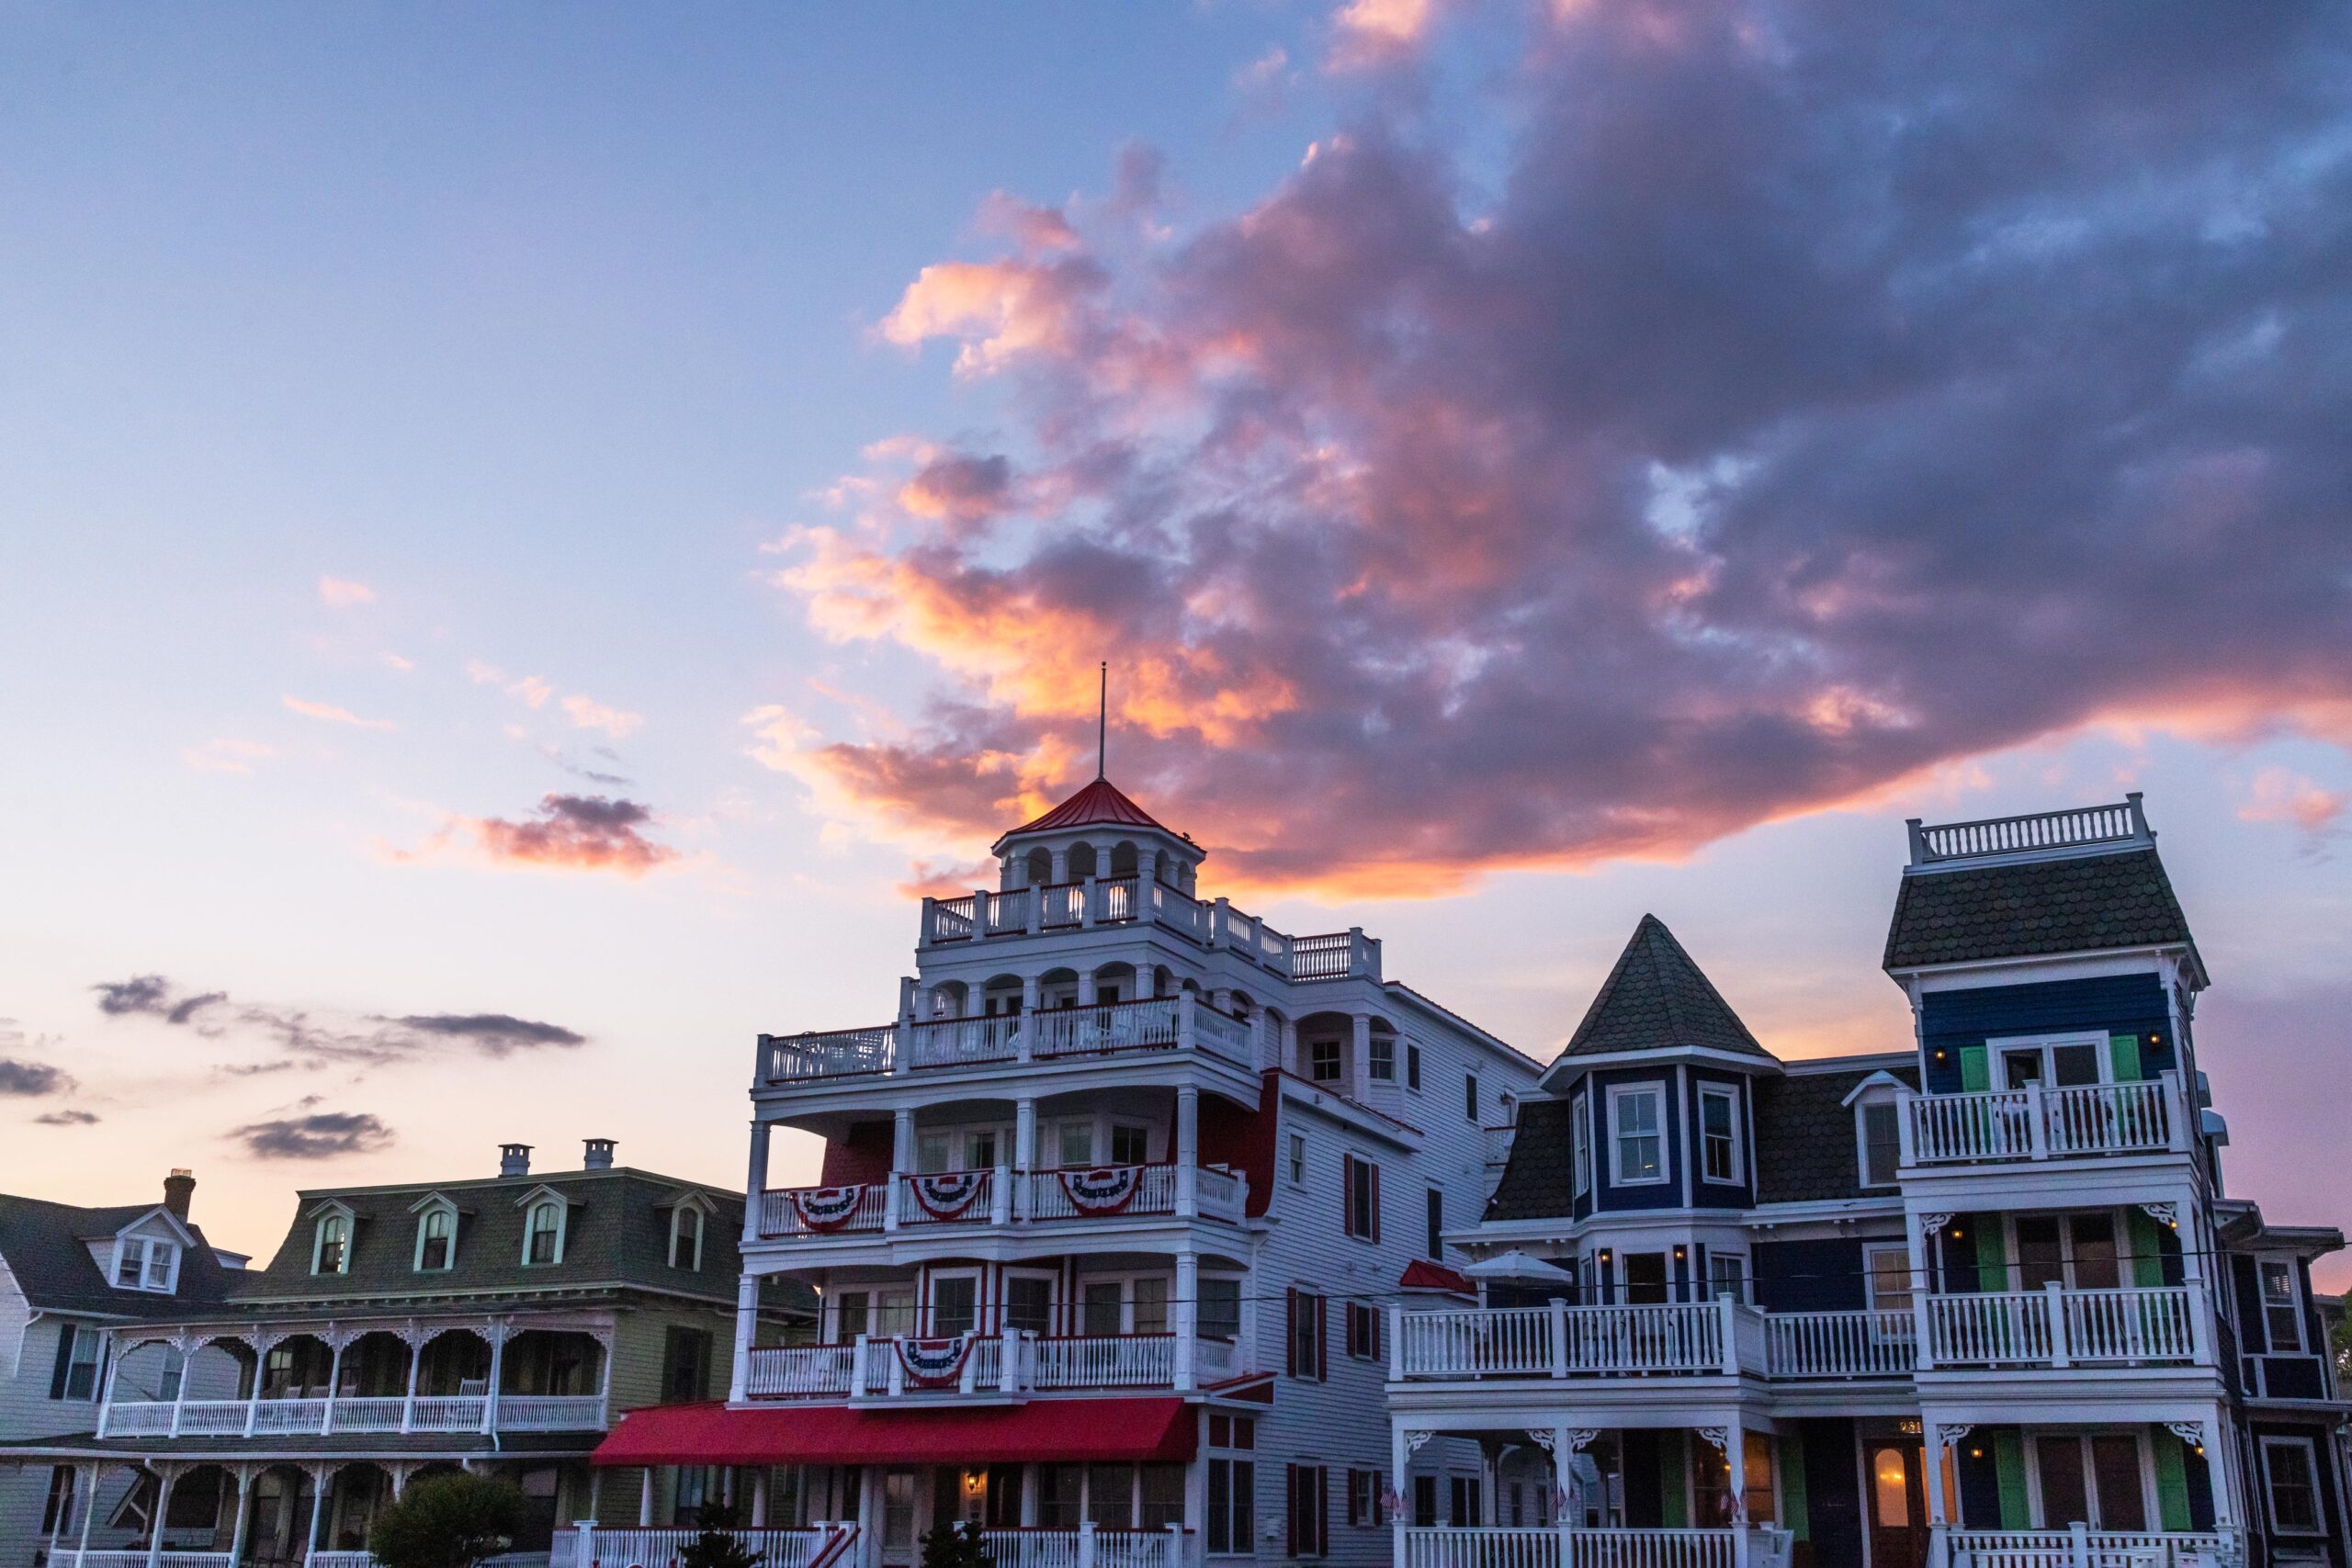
top-left (1399, 1259), bottom-right (1474, 1295)
top-left (592, 1399), bottom-right (1196, 1468)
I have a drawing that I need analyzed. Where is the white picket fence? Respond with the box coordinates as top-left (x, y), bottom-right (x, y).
top-left (565, 1523), bottom-right (857, 1568)
top-left (1945, 1528), bottom-right (2239, 1568)
top-left (1927, 1287), bottom-right (2197, 1368)
top-left (1397, 1528), bottom-right (1786, 1568)
top-left (980, 1527), bottom-right (1190, 1568)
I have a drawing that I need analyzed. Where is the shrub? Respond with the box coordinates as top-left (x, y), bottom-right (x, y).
top-left (367, 1474), bottom-right (526, 1568)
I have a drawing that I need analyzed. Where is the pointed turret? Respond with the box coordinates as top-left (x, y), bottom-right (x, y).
top-left (1540, 915), bottom-right (1776, 1091)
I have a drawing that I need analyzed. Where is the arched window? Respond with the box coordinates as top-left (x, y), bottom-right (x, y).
top-left (524, 1201), bottom-right (565, 1266)
top-left (669, 1206), bottom-right (704, 1271)
top-left (312, 1214), bottom-right (350, 1275)
top-left (416, 1207), bottom-right (456, 1271)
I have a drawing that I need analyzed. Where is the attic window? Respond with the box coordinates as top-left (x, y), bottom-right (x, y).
top-left (669, 1206), bottom-right (704, 1271)
top-left (113, 1235), bottom-right (180, 1293)
top-left (415, 1206), bottom-right (456, 1272)
top-left (311, 1214), bottom-right (350, 1276)
top-left (524, 1199), bottom-right (566, 1266)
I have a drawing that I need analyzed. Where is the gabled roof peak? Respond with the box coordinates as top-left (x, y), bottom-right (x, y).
top-left (992, 776), bottom-right (1185, 852)
top-left (1550, 915), bottom-right (1772, 1066)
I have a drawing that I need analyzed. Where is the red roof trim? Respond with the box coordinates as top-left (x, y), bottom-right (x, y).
top-left (1399, 1260), bottom-right (1475, 1295)
top-left (592, 1397), bottom-right (1196, 1467)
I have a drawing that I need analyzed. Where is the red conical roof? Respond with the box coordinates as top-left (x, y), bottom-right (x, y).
top-left (995, 777), bottom-right (1173, 849)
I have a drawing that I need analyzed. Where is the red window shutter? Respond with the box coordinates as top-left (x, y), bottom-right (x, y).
top-left (1340, 1155), bottom-right (1355, 1237)
top-left (1316, 1467), bottom-right (1329, 1554)
top-left (1285, 1288), bottom-right (1298, 1377)
top-left (1370, 1302), bottom-right (1382, 1361)
top-left (1285, 1465), bottom-right (1298, 1557)
top-left (1316, 1293), bottom-right (1329, 1380)
top-left (1370, 1163), bottom-right (1382, 1244)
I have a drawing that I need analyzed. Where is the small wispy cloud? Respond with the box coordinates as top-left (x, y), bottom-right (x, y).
top-left (232, 1110), bottom-right (393, 1160)
top-left (401, 793), bottom-right (679, 877)
top-left (380, 651), bottom-right (415, 672)
top-left (2238, 768), bottom-right (2348, 849)
top-left (182, 739), bottom-right (276, 776)
top-left (318, 575), bottom-right (377, 608)
top-left (560, 694), bottom-right (643, 739)
top-left (283, 694), bottom-right (395, 731)
top-left (34, 1109), bottom-right (99, 1127)
top-left (92, 975), bottom-right (591, 1066)
top-left (0, 1059), bottom-right (75, 1097)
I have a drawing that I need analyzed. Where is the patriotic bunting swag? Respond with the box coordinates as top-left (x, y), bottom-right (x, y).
top-left (786, 1184), bottom-right (867, 1233)
top-left (909, 1170), bottom-right (988, 1220)
top-left (895, 1333), bottom-right (977, 1387)
top-left (1057, 1165), bottom-right (1144, 1215)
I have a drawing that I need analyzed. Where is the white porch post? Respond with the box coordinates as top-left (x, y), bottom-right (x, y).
top-left (1078, 970), bottom-right (1098, 1005)
top-left (243, 1333), bottom-right (267, 1437)
top-left (745, 1122), bottom-right (772, 1243)
top-left (731, 1272), bottom-right (761, 1403)
top-left (321, 1333), bottom-right (345, 1435)
top-left (639, 1467), bottom-right (655, 1527)
top-left (1350, 1015), bottom-right (1372, 1095)
top-left (1175, 1087), bottom-right (1200, 1218)
top-left (751, 1468), bottom-right (768, 1528)
top-left (1907, 1214), bottom-right (1940, 1371)
top-left (74, 1463), bottom-right (103, 1566)
top-left (228, 1464), bottom-right (254, 1567)
top-left (1922, 1419), bottom-right (1951, 1568)
top-left (1174, 1251), bottom-right (1198, 1391)
top-left (146, 1465), bottom-right (177, 1568)
top-left (1391, 1424), bottom-right (1413, 1565)
top-left (166, 1336), bottom-right (193, 1438)
top-left (399, 1327), bottom-right (422, 1434)
top-left (482, 1325), bottom-right (507, 1434)
top-left (302, 1464), bottom-right (327, 1568)
top-left (2196, 1414), bottom-right (2237, 1530)
top-left (1016, 1099), bottom-right (1037, 1172)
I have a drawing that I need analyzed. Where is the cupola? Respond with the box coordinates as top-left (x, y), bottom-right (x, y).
top-left (990, 775), bottom-right (1204, 896)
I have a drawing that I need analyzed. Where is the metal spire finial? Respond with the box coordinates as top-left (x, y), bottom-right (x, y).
top-left (1096, 661), bottom-right (1108, 781)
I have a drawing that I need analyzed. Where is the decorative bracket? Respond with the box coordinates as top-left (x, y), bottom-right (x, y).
top-left (1937, 1425), bottom-right (1973, 1450)
top-left (1695, 1428), bottom-right (1730, 1454)
top-left (1406, 1431), bottom-right (1433, 1455)
top-left (1918, 1212), bottom-right (1953, 1239)
top-left (1527, 1432), bottom-right (1554, 1454)
top-left (2140, 1201), bottom-right (2179, 1228)
top-left (2165, 1422), bottom-right (2207, 1447)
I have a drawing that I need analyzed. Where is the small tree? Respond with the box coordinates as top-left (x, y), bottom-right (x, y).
top-left (677, 1503), bottom-right (763, 1568)
top-left (368, 1474), bottom-right (526, 1568)
top-left (918, 1520), bottom-right (993, 1568)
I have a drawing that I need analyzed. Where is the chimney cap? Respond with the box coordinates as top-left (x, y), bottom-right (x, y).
top-left (582, 1137), bottom-right (616, 1170)
top-left (498, 1143), bottom-right (533, 1178)
top-left (162, 1168), bottom-right (196, 1220)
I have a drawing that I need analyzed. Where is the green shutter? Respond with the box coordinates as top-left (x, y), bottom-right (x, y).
top-left (1661, 1432), bottom-right (1687, 1528)
top-left (1959, 1045), bottom-right (1990, 1091)
top-left (1994, 1432), bottom-right (2030, 1530)
top-left (2109, 1033), bottom-right (2144, 1082)
top-left (1778, 1434), bottom-right (1809, 1542)
top-left (1975, 1219), bottom-right (2009, 1294)
top-left (2127, 1210), bottom-right (2165, 1289)
top-left (2154, 1434), bottom-right (2191, 1531)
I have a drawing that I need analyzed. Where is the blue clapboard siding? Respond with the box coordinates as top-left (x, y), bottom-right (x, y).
top-left (1754, 1238), bottom-right (1868, 1313)
top-left (1920, 974), bottom-right (2173, 1092)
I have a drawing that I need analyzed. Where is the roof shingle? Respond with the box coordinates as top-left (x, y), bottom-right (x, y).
top-left (1883, 849), bottom-right (2193, 970)
top-left (1555, 915), bottom-right (1770, 1061)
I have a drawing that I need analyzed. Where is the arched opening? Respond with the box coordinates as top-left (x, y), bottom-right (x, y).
top-left (258, 1334), bottom-right (334, 1401)
top-left (321, 1462), bottom-right (392, 1553)
top-left (1025, 846), bottom-right (1052, 886)
top-left (1069, 841), bottom-right (1099, 880)
top-left (1036, 967), bottom-right (1080, 1010)
top-left (980, 974), bottom-right (1025, 1017)
top-left (1091, 962), bottom-right (1137, 1008)
top-left (415, 1329), bottom-right (491, 1397)
top-left (242, 1464), bottom-right (319, 1568)
top-left (925, 980), bottom-right (970, 1020)
top-left (107, 1337), bottom-right (183, 1407)
top-left (1295, 1011), bottom-right (1354, 1091)
top-left (335, 1330), bottom-right (413, 1398)
top-left (501, 1330), bottom-right (605, 1397)
top-left (1109, 840), bottom-right (1138, 876)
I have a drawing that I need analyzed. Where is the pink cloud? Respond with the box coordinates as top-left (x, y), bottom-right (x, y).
top-left (560, 694), bottom-right (643, 739)
top-left (317, 575), bottom-right (376, 608)
top-left (282, 695), bottom-right (395, 731)
top-left (2238, 768), bottom-right (2348, 840)
top-left (401, 794), bottom-right (678, 878)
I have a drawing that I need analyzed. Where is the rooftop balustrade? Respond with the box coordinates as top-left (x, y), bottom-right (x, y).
top-left (1902, 1076), bottom-right (2187, 1165)
top-left (1905, 795), bottom-right (2152, 866)
top-left (758, 995), bottom-right (1260, 1088)
top-left (919, 875), bottom-right (1381, 984)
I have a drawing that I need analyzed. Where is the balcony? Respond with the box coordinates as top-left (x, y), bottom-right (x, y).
top-left (1902, 1077), bottom-right (2187, 1165)
top-left (1396, 1528), bottom-right (1793, 1568)
top-left (1939, 1529), bottom-right (2239, 1568)
top-left (980, 1527), bottom-right (1194, 1568)
top-left (96, 1392), bottom-right (606, 1438)
top-left (552, 1526), bottom-right (859, 1568)
top-left (1923, 1285), bottom-right (2205, 1370)
top-left (920, 876), bottom-right (1381, 986)
top-left (742, 1331), bottom-right (1245, 1400)
top-left (1389, 1301), bottom-right (1917, 1382)
top-left (758, 995), bottom-right (1260, 1087)
top-left (755, 1163), bottom-right (1249, 1239)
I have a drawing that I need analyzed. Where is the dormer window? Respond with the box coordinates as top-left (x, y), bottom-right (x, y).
top-left (112, 1236), bottom-right (180, 1293)
top-left (414, 1205), bottom-right (457, 1272)
top-left (1843, 1072), bottom-right (1911, 1189)
top-left (312, 1213), bottom-right (350, 1275)
top-left (524, 1199), bottom-right (565, 1266)
top-left (669, 1205), bottom-right (704, 1271)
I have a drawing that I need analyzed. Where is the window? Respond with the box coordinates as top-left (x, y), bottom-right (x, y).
top-left (1412, 1477), bottom-right (1438, 1528)
top-left (312, 1213), bottom-right (350, 1275)
top-left (933, 1275), bottom-right (980, 1337)
top-left (415, 1207), bottom-right (456, 1271)
top-left (1288, 1134), bottom-right (1306, 1186)
top-left (113, 1235), bottom-right (180, 1293)
top-left (2260, 1258), bottom-right (2306, 1349)
top-left (1571, 1097), bottom-right (1590, 1200)
top-left (1036, 1466), bottom-right (1080, 1529)
top-left (1708, 1254), bottom-right (1747, 1303)
top-left (659, 1326), bottom-right (713, 1404)
top-left (1407, 1043), bottom-right (1422, 1092)
top-left (1088, 1464), bottom-right (1136, 1529)
top-left (2033, 1434), bottom-right (2147, 1530)
top-left (1110, 1123), bottom-right (1150, 1166)
top-left (1464, 1073), bottom-right (1479, 1122)
top-left (1994, 1032), bottom-right (2109, 1089)
top-left (1342, 1154), bottom-right (1379, 1243)
top-left (1206, 1417), bottom-right (1256, 1556)
top-left (967, 1129), bottom-right (999, 1168)
top-left (1449, 1476), bottom-right (1482, 1527)
top-left (1084, 1280), bottom-right (1125, 1337)
top-left (1140, 1465), bottom-right (1184, 1530)
top-left (1309, 1039), bottom-right (1342, 1083)
top-left (1864, 1245), bottom-right (1914, 1314)
top-left (668, 1206), bottom-right (704, 1271)
top-left (1860, 1100), bottom-right (1902, 1187)
top-left (1369, 1035), bottom-right (1395, 1081)
top-left (1345, 1301), bottom-right (1382, 1360)
top-left (524, 1200), bottom-right (564, 1265)
top-left (1287, 1290), bottom-right (1326, 1381)
top-left (1132, 1277), bottom-right (1169, 1336)
top-left (1347, 1470), bottom-right (1377, 1528)
top-left (1006, 1275), bottom-right (1054, 1336)
top-left (1199, 1276), bottom-right (1242, 1340)
top-left (916, 1132), bottom-right (950, 1173)
top-left (1426, 1187), bottom-right (1445, 1261)
top-left (1057, 1121), bottom-right (1096, 1168)
top-left (833, 1290), bottom-right (870, 1344)
top-left (41, 1467), bottom-right (77, 1535)
top-left (2261, 1437), bottom-right (2323, 1535)
top-left (1699, 1084), bottom-right (1741, 1183)
top-left (1609, 1085), bottom-right (1666, 1184)
top-left (1285, 1465), bottom-right (1328, 1558)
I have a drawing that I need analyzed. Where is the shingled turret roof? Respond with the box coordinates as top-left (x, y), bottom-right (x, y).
top-left (1553, 915), bottom-right (1771, 1063)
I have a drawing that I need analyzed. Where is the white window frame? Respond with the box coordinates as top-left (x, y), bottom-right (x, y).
top-left (1307, 1037), bottom-right (1344, 1084)
top-left (1368, 1035), bottom-right (1396, 1081)
top-left (311, 1213), bottom-right (351, 1276)
top-left (1108, 1122), bottom-right (1152, 1167)
top-left (2258, 1435), bottom-right (2324, 1537)
top-left (413, 1202), bottom-right (458, 1273)
top-left (1570, 1094), bottom-right (1590, 1200)
top-left (1856, 1095), bottom-right (1903, 1188)
top-left (668, 1205), bottom-right (705, 1271)
top-left (521, 1198), bottom-right (567, 1267)
top-left (1698, 1084), bottom-right (1742, 1184)
top-left (1053, 1119), bottom-right (1098, 1170)
top-left (112, 1235), bottom-right (181, 1294)
top-left (1863, 1243), bottom-right (1915, 1315)
top-left (926, 1266), bottom-right (985, 1337)
top-left (1197, 1273), bottom-right (1245, 1342)
top-left (1002, 1266), bottom-right (1059, 1337)
top-left (1989, 1031), bottom-right (2112, 1089)
top-left (1075, 1270), bottom-right (1174, 1337)
top-left (2258, 1256), bottom-right (2307, 1351)
top-left (1707, 1253), bottom-right (1747, 1303)
top-left (1607, 1084), bottom-right (1668, 1186)
top-left (2024, 1430), bottom-right (2154, 1532)
top-left (62, 1324), bottom-right (103, 1401)
top-left (1288, 1133), bottom-right (1306, 1187)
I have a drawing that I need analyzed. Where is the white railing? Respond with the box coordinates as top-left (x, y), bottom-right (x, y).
top-left (1031, 1333), bottom-right (1177, 1389)
top-left (906, 1013), bottom-right (1022, 1069)
top-left (762, 1025), bottom-right (896, 1083)
top-left (1764, 1310), bottom-right (1917, 1377)
top-left (58, 1555), bottom-right (237, 1568)
top-left (101, 1389), bottom-right (601, 1438)
top-left (1290, 929), bottom-right (1381, 980)
top-left (758, 1182), bottom-right (887, 1237)
top-left (1188, 1003), bottom-right (1253, 1065)
top-left (1928, 1286), bottom-right (2199, 1368)
top-left (248, 1395), bottom-right (330, 1433)
top-left (1398, 1529), bottom-right (1751, 1568)
top-left (1564, 1531), bottom-right (1742, 1568)
top-left (571, 1524), bottom-right (857, 1568)
top-left (1910, 797), bottom-right (2148, 863)
top-left (1944, 1527), bottom-right (2238, 1568)
top-left (1195, 1165), bottom-right (1247, 1222)
top-left (746, 1344), bottom-right (856, 1397)
top-left (982, 1527), bottom-right (1188, 1568)
top-left (896, 1168), bottom-right (1001, 1227)
top-left (1030, 998), bottom-right (1182, 1059)
top-left (411, 1393), bottom-right (490, 1429)
top-left (1023, 1163), bottom-right (1179, 1220)
top-left (311, 1552), bottom-right (380, 1568)
top-left (1905, 1077), bottom-right (2179, 1163)
top-left (328, 1395), bottom-right (408, 1432)
top-left (1401, 1527), bottom-right (1561, 1568)
top-left (1394, 1302), bottom-right (1736, 1379)
top-left (747, 1333), bottom-right (1232, 1399)
top-left (498, 1394), bottom-right (607, 1429)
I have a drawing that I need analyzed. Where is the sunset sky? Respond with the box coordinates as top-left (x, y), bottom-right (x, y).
top-left (4, 2), bottom-right (2348, 1284)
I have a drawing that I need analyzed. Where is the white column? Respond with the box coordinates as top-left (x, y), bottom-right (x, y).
top-left (1050, 848), bottom-right (1069, 883)
top-left (1021, 975), bottom-right (1041, 1013)
top-left (164, 1337), bottom-right (193, 1438)
top-left (893, 1109), bottom-right (915, 1172)
top-left (751, 1469), bottom-right (769, 1529)
top-left (639, 1468), bottom-right (655, 1528)
top-left (1351, 1015), bottom-right (1373, 1094)
top-left (1280, 1016), bottom-right (1299, 1074)
top-left (1922, 1422), bottom-right (1950, 1530)
top-left (321, 1337), bottom-right (344, 1435)
top-left (74, 1464), bottom-right (103, 1565)
top-left (1392, 1425), bottom-right (1412, 1564)
top-left (228, 1466), bottom-right (254, 1566)
top-left (301, 1465), bottom-right (326, 1568)
top-left (243, 1335), bottom-right (266, 1436)
top-left (151, 1467), bottom-right (185, 1568)
top-left (731, 1273), bottom-right (761, 1403)
top-left (1137, 849), bottom-right (1158, 889)
top-left (1175, 1087), bottom-right (1200, 1217)
top-left (745, 1122), bottom-right (772, 1241)
top-left (2196, 1414), bottom-right (2237, 1530)
top-left (482, 1326), bottom-right (506, 1434)
top-left (1016, 1100), bottom-right (1037, 1171)
top-left (400, 1330), bottom-right (422, 1433)
top-left (1907, 1215), bottom-right (1938, 1371)
top-left (1175, 1252), bottom-right (1199, 1392)
top-left (1078, 970), bottom-right (1098, 1006)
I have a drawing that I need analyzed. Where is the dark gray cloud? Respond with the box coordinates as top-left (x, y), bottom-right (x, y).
top-left (0, 1059), bottom-right (74, 1097)
top-left (779, 0), bottom-right (2352, 895)
top-left (450, 794), bottom-right (678, 876)
top-left (231, 1111), bottom-right (394, 1160)
top-left (34, 1109), bottom-right (99, 1127)
top-left (93, 976), bottom-right (591, 1066)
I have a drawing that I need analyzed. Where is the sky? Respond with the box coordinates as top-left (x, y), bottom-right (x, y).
top-left (2, 1), bottom-right (2348, 1284)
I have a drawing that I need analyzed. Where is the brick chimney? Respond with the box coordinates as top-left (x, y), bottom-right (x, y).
top-left (163, 1168), bottom-right (195, 1220)
top-left (499, 1143), bottom-right (532, 1179)
top-left (582, 1137), bottom-right (616, 1170)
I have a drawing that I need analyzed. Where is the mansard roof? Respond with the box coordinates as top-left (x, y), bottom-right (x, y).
top-left (1883, 847), bottom-right (2194, 972)
top-left (1555, 915), bottom-right (1770, 1063)
top-left (1752, 1060), bottom-right (1918, 1204)
top-left (1482, 1098), bottom-right (1577, 1222)
top-left (994, 777), bottom-right (1175, 848)
top-left (0, 1195), bottom-right (237, 1319)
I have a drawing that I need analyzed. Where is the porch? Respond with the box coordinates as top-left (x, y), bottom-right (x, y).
top-left (742, 1330), bottom-right (1246, 1399)
top-left (1396, 1527), bottom-right (1792, 1568)
top-left (758, 996), bottom-right (1259, 1086)
top-left (754, 1161), bottom-right (1248, 1237)
top-left (1388, 1299), bottom-right (1918, 1382)
top-left (1902, 1078), bottom-right (2190, 1165)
